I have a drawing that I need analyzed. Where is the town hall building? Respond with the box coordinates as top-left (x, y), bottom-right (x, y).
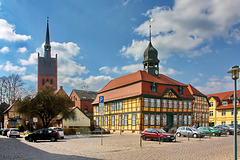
top-left (92, 39), bottom-right (196, 133)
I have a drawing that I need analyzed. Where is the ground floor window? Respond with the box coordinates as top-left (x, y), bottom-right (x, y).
top-left (179, 115), bottom-right (183, 125)
top-left (184, 115), bottom-right (187, 125)
top-left (173, 115), bottom-right (177, 125)
top-left (119, 115), bottom-right (122, 126)
top-left (101, 116), bottom-right (104, 126)
top-left (132, 114), bottom-right (136, 126)
top-left (144, 114), bottom-right (148, 125)
top-left (150, 114), bottom-right (155, 125)
top-left (163, 114), bottom-right (167, 125)
top-left (188, 115), bottom-right (191, 125)
top-left (111, 116), bottom-right (115, 126)
top-left (105, 117), bottom-right (108, 126)
top-left (210, 111), bottom-right (213, 116)
top-left (156, 114), bottom-right (160, 125)
top-left (124, 115), bottom-right (128, 126)
top-left (96, 117), bottom-right (99, 126)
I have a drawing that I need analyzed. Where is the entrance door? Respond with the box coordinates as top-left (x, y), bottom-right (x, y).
top-left (167, 114), bottom-right (173, 128)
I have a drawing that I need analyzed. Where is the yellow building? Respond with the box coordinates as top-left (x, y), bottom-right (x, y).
top-left (207, 90), bottom-right (240, 126)
top-left (92, 41), bottom-right (195, 133)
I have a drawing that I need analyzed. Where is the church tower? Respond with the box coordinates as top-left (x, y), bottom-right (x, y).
top-left (143, 19), bottom-right (160, 77)
top-left (38, 18), bottom-right (57, 90)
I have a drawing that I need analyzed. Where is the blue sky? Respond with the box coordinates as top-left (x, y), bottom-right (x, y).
top-left (1, 0), bottom-right (240, 96)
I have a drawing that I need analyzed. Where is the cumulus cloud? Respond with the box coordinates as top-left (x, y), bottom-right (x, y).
top-left (195, 75), bottom-right (238, 94)
top-left (0, 19), bottom-right (31, 41)
top-left (17, 47), bottom-right (27, 53)
top-left (19, 52), bottom-right (38, 65)
top-left (3, 61), bottom-right (26, 74)
top-left (121, 0), bottom-right (240, 60)
top-left (59, 75), bottom-right (112, 91)
top-left (22, 74), bottom-right (37, 82)
top-left (0, 46), bottom-right (9, 53)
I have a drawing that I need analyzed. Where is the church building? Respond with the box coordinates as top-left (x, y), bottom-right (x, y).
top-left (38, 18), bottom-right (57, 90)
top-left (92, 35), bottom-right (195, 133)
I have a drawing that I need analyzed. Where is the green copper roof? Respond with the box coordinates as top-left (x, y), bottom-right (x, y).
top-left (143, 42), bottom-right (159, 62)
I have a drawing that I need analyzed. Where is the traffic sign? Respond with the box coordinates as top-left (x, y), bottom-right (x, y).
top-left (99, 96), bottom-right (104, 103)
top-left (99, 96), bottom-right (104, 115)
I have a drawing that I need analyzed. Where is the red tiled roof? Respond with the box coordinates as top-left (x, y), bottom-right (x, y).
top-left (187, 84), bottom-right (206, 97)
top-left (216, 104), bottom-right (240, 110)
top-left (92, 70), bottom-right (193, 104)
top-left (98, 70), bottom-right (186, 94)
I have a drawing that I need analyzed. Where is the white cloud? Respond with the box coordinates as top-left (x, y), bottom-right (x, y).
top-left (3, 61), bottom-right (26, 74)
top-left (22, 74), bottom-right (37, 82)
top-left (159, 65), bottom-right (182, 75)
top-left (0, 46), bottom-right (9, 53)
top-left (17, 47), bottom-right (27, 53)
top-left (121, 64), bottom-right (142, 73)
top-left (0, 19), bottom-right (31, 41)
top-left (122, 0), bottom-right (130, 6)
top-left (19, 53), bottom-right (38, 65)
top-left (59, 75), bottom-right (112, 91)
top-left (121, 0), bottom-right (240, 60)
top-left (99, 66), bottom-right (121, 74)
top-left (195, 75), bottom-right (238, 94)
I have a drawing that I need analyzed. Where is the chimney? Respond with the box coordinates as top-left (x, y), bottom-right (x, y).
top-left (60, 86), bottom-right (63, 90)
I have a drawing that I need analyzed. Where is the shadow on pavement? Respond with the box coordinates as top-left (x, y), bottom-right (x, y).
top-left (0, 136), bottom-right (99, 160)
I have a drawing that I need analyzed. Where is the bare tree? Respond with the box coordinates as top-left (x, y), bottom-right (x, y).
top-left (0, 74), bottom-right (24, 105)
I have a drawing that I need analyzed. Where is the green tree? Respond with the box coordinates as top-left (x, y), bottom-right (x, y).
top-left (16, 86), bottom-right (75, 128)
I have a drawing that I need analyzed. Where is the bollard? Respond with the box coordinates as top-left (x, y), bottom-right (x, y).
top-left (175, 134), bottom-right (177, 142)
top-left (140, 135), bottom-right (142, 148)
top-left (188, 132), bottom-right (190, 141)
top-left (209, 132), bottom-right (211, 139)
top-left (199, 133), bottom-right (201, 141)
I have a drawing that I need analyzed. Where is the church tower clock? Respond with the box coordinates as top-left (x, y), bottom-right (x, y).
top-left (38, 18), bottom-right (57, 90)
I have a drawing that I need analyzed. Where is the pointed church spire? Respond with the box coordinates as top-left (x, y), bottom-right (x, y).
top-left (45, 17), bottom-right (50, 45)
top-left (44, 17), bottom-right (51, 59)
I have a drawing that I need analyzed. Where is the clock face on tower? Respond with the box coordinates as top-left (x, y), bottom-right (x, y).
top-left (155, 69), bottom-right (158, 75)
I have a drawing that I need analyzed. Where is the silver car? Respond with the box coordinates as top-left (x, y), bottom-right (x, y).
top-left (7, 128), bottom-right (20, 138)
top-left (49, 127), bottom-right (64, 139)
top-left (176, 126), bottom-right (205, 138)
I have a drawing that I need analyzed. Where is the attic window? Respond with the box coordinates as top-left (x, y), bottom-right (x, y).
top-left (151, 82), bottom-right (158, 93)
top-left (222, 101), bottom-right (228, 106)
top-left (179, 86), bottom-right (183, 95)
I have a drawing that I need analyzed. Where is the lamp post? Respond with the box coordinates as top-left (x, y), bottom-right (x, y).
top-left (228, 65), bottom-right (240, 160)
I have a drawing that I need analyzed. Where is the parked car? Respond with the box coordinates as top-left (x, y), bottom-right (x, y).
top-left (25, 128), bottom-right (59, 142)
top-left (213, 125), bottom-right (234, 135)
top-left (0, 128), bottom-right (4, 135)
top-left (141, 128), bottom-right (175, 142)
top-left (7, 128), bottom-right (20, 138)
top-left (91, 128), bottom-right (110, 134)
top-left (197, 126), bottom-right (220, 136)
top-left (49, 127), bottom-right (64, 139)
top-left (176, 126), bottom-right (205, 138)
top-left (2, 128), bottom-right (10, 136)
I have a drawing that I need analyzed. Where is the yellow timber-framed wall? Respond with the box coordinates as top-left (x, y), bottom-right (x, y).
top-left (93, 96), bottom-right (193, 133)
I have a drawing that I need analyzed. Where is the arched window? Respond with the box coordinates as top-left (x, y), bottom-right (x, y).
top-left (50, 79), bottom-right (53, 84)
top-left (42, 79), bottom-right (45, 85)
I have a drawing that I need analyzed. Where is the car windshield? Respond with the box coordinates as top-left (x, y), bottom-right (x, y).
top-left (190, 127), bottom-right (198, 131)
top-left (57, 128), bottom-right (63, 131)
top-left (156, 129), bottom-right (166, 133)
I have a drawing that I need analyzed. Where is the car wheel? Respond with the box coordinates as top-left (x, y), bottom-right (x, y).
top-left (212, 132), bottom-right (216, 136)
top-left (141, 135), bottom-right (146, 141)
top-left (226, 131), bottom-right (230, 135)
top-left (177, 132), bottom-right (181, 137)
top-left (29, 137), bottom-right (33, 142)
top-left (50, 137), bottom-right (56, 142)
top-left (193, 134), bottom-right (198, 138)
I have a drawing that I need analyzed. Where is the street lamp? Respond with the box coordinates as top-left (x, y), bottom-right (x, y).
top-left (228, 65), bottom-right (240, 160)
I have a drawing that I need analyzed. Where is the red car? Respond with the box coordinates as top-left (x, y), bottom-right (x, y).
top-left (141, 128), bottom-right (175, 142)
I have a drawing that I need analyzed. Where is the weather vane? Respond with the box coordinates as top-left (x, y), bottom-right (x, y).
top-left (149, 18), bottom-right (153, 42)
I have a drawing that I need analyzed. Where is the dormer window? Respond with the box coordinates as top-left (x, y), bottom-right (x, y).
top-left (151, 82), bottom-right (158, 93)
top-left (222, 101), bottom-right (228, 106)
top-left (179, 86), bottom-right (183, 95)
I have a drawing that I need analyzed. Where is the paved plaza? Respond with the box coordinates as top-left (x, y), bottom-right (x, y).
top-left (1, 133), bottom-right (240, 160)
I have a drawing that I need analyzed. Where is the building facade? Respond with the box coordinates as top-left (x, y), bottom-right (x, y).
top-left (207, 90), bottom-right (240, 126)
top-left (38, 18), bottom-right (57, 90)
top-left (69, 90), bottom-right (97, 119)
top-left (187, 84), bottom-right (209, 127)
top-left (93, 40), bottom-right (195, 133)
